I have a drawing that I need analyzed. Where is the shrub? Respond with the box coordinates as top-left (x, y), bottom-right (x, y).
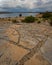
top-left (37, 21), bottom-right (41, 24)
top-left (21, 20), bottom-right (25, 22)
top-left (12, 20), bottom-right (19, 23)
top-left (49, 17), bottom-right (52, 26)
top-left (49, 21), bottom-right (52, 26)
top-left (42, 12), bottom-right (52, 19)
top-left (35, 18), bottom-right (38, 21)
top-left (8, 19), bottom-right (10, 21)
top-left (22, 16), bottom-right (35, 23)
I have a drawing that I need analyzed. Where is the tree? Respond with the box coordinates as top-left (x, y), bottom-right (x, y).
top-left (19, 14), bottom-right (22, 17)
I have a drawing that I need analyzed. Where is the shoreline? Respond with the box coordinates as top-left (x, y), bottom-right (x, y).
top-left (0, 12), bottom-right (38, 18)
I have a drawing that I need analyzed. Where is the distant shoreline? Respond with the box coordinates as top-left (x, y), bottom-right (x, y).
top-left (0, 12), bottom-right (52, 14)
top-left (0, 12), bottom-right (38, 18)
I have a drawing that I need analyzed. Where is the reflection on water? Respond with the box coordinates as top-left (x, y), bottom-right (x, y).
top-left (0, 13), bottom-right (38, 18)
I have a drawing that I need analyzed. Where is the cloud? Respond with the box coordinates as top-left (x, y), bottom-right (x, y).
top-left (0, 0), bottom-right (39, 8)
top-left (0, 0), bottom-right (52, 11)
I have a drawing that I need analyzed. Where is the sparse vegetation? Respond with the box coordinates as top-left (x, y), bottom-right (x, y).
top-left (42, 12), bottom-right (52, 19)
top-left (40, 12), bottom-right (52, 26)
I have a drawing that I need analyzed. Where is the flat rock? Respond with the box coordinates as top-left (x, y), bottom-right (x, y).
top-left (0, 23), bottom-right (52, 65)
top-left (41, 37), bottom-right (52, 64)
top-left (0, 42), bottom-right (29, 65)
top-left (25, 52), bottom-right (50, 65)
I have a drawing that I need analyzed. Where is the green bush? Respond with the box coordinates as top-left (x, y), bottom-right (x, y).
top-left (22, 16), bottom-right (35, 23)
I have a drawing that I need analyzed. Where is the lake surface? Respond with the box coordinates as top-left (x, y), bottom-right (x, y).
top-left (0, 13), bottom-right (38, 18)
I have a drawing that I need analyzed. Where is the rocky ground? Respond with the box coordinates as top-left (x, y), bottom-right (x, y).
top-left (0, 22), bottom-right (52, 65)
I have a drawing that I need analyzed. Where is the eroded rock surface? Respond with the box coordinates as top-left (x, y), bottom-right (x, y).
top-left (0, 23), bottom-right (52, 65)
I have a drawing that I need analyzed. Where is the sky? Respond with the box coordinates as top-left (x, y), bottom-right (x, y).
top-left (0, 0), bottom-right (52, 12)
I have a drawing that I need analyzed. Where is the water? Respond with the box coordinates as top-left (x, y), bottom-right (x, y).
top-left (0, 13), bottom-right (38, 18)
